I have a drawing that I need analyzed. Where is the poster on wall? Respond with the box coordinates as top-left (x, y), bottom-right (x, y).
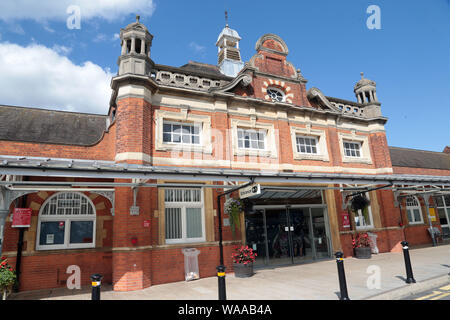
top-left (342, 212), bottom-right (351, 228)
top-left (46, 234), bottom-right (54, 244)
top-left (429, 208), bottom-right (437, 222)
top-left (12, 208), bottom-right (32, 228)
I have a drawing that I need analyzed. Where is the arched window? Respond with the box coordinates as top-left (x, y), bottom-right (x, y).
top-left (406, 196), bottom-right (423, 224)
top-left (36, 192), bottom-right (96, 250)
top-left (266, 87), bottom-right (285, 102)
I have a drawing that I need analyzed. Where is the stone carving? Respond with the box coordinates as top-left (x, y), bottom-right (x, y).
top-left (154, 69), bottom-right (224, 91)
top-left (307, 88), bottom-right (341, 113)
top-left (209, 73), bottom-right (253, 94)
top-left (255, 34), bottom-right (289, 56)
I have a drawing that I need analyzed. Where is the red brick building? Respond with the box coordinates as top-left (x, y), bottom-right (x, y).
top-left (0, 18), bottom-right (449, 293)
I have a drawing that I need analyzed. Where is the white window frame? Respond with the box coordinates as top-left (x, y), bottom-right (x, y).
top-left (164, 188), bottom-right (205, 244)
top-left (36, 192), bottom-right (96, 251)
top-left (405, 196), bottom-right (424, 225)
top-left (237, 128), bottom-right (267, 151)
top-left (296, 135), bottom-right (319, 155)
top-left (162, 120), bottom-right (202, 146)
top-left (155, 109), bottom-right (212, 154)
top-left (354, 194), bottom-right (374, 230)
top-left (231, 119), bottom-right (278, 158)
top-left (343, 141), bottom-right (362, 158)
top-left (435, 195), bottom-right (450, 228)
top-left (290, 126), bottom-right (329, 162)
top-left (338, 132), bottom-right (372, 164)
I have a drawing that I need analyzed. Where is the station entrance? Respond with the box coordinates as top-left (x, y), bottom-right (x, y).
top-left (244, 188), bottom-right (332, 267)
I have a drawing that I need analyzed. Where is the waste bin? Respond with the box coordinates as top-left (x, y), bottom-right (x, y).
top-left (367, 232), bottom-right (379, 254)
top-left (182, 248), bottom-right (200, 281)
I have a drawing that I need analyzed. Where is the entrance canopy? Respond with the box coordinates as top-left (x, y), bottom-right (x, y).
top-left (249, 188), bottom-right (322, 201)
top-left (1, 155), bottom-right (449, 187)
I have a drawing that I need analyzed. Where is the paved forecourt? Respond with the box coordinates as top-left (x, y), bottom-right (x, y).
top-left (9, 244), bottom-right (450, 300)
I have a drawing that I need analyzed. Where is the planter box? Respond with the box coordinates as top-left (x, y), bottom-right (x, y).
top-left (354, 247), bottom-right (372, 259)
top-left (233, 263), bottom-right (254, 278)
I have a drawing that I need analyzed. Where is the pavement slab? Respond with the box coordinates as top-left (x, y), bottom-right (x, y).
top-left (8, 244), bottom-right (450, 300)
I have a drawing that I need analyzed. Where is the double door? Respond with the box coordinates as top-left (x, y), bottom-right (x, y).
top-left (245, 205), bottom-right (331, 266)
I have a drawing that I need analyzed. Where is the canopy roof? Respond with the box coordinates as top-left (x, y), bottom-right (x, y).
top-left (0, 155), bottom-right (449, 187)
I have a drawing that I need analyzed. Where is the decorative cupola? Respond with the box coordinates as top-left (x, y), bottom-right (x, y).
top-left (216, 14), bottom-right (244, 77)
top-left (354, 72), bottom-right (379, 104)
top-left (354, 72), bottom-right (382, 117)
top-left (117, 15), bottom-right (154, 76)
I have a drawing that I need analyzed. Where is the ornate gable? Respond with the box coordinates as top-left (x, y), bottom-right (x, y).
top-left (240, 34), bottom-right (310, 106)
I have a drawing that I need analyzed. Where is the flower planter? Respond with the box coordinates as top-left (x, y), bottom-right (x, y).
top-left (233, 262), bottom-right (254, 278)
top-left (1, 284), bottom-right (13, 300)
top-left (354, 247), bottom-right (372, 259)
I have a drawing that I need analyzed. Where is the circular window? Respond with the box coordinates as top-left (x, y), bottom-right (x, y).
top-left (266, 88), bottom-right (285, 102)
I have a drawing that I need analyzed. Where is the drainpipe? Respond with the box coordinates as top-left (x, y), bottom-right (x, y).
top-left (14, 193), bottom-right (28, 292)
top-left (398, 201), bottom-right (407, 243)
top-left (0, 210), bottom-right (8, 257)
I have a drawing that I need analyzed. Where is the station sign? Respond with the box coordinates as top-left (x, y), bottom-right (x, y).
top-left (12, 208), bottom-right (32, 228)
top-left (342, 212), bottom-right (351, 228)
top-left (239, 184), bottom-right (261, 199)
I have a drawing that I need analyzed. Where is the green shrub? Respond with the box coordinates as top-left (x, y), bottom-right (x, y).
top-left (0, 257), bottom-right (16, 290)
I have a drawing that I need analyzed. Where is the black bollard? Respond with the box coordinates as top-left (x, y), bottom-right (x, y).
top-left (217, 265), bottom-right (227, 301)
top-left (90, 274), bottom-right (103, 300)
top-left (401, 241), bottom-right (416, 284)
top-left (335, 252), bottom-right (350, 300)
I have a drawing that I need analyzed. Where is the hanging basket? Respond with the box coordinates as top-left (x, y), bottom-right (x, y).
top-left (224, 198), bottom-right (244, 237)
top-left (350, 193), bottom-right (370, 212)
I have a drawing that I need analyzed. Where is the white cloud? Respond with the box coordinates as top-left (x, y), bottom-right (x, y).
top-left (8, 23), bottom-right (25, 35)
top-left (0, 0), bottom-right (156, 22)
top-left (52, 44), bottom-right (72, 55)
top-left (43, 24), bottom-right (55, 33)
top-left (0, 42), bottom-right (114, 114)
top-left (189, 42), bottom-right (206, 54)
top-left (93, 33), bottom-right (108, 43)
top-left (92, 33), bottom-right (120, 43)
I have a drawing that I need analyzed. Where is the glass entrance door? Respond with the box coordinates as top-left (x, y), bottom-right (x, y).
top-left (265, 209), bottom-right (291, 265)
top-left (310, 208), bottom-right (331, 259)
top-left (245, 209), bottom-right (268, 266)
top-left (288, 208), bottom-right (314, 264)
top-left (245, 206), bottom-right (331, 267)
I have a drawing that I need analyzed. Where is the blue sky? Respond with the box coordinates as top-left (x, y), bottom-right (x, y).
top-left (0, 0), bottom-right (449, 152)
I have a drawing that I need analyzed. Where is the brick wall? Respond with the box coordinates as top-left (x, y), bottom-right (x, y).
top-left (393, 166), bottom-right (450, 176)
top-left (116, 97), bottom-right (152, 162)
top-left (2, 188), bottom-right (114, 291)
top-left (151, 244), bottom-right (236, 286)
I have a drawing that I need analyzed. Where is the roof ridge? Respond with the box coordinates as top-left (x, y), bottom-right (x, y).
top-left (389, 146), bottom-right (449, 155)
top-left (0, 104), bottom-right (108, 117)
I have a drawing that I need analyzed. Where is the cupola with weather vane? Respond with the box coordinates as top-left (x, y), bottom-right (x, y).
top-left (117, 15), bottom-right (154, 76)
top-left (216, 11), bottom-right (244, 78)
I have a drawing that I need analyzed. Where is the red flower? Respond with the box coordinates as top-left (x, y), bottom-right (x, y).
top-left (9, 268), bottom-right (13, 272)
top-left (1, 256), bottom-right (5, 261)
